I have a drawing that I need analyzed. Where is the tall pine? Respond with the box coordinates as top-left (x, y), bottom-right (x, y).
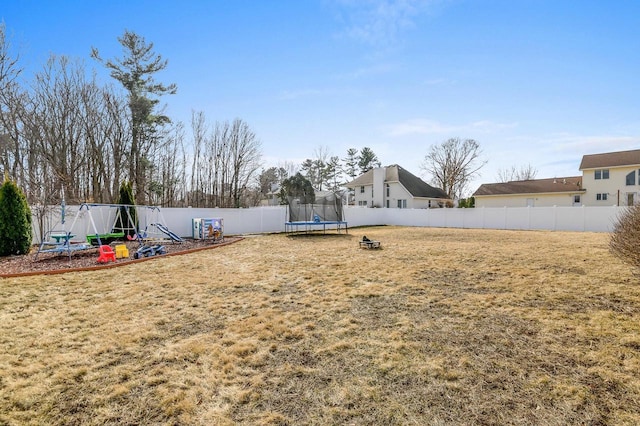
top-left (0, 178), bottom-right (32, 256)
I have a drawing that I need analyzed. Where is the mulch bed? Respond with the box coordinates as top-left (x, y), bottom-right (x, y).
top-left (0, 237), bottom-right (242, 278)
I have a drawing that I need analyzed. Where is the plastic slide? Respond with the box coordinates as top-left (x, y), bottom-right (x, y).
top-left (153, 223), bottom-right (183, 242)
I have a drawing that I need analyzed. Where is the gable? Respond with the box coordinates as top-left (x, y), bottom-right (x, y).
top-left (345, 165), bottom-right (449, 200)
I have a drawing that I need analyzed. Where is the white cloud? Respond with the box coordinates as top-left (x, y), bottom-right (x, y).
top-left (387, 118), bottom-right (518, 136)
top-left (332, 0), bottom-right (433, 46)
top-left (544, 134), bottom-right (640, 155)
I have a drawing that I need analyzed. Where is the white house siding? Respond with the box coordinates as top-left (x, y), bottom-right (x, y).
top-left (387, 182), bottom-right (412, 208)
top-left (353, 184), bottom-right (373, 206)
top-left (581, 166), bottom-right (640, 206)
top-left (353, 182), bottom-right (415, 208)
top-left (372, 168), bottom-right (386, 208)
top-left (412, 198), bottom-right (442, 209)
top-left (475, 192), bottom-right (580, 208)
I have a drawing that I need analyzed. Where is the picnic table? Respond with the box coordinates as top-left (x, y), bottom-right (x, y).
top-left (50, 233), bottom-right (75, 243)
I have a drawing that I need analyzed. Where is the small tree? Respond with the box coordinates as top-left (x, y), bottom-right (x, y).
top-left (279, 173), bottom-right (315, 204)
top-left (610, 205), bottom-right (640, 270)
top-left (0, 177), bottom-right (32, 256)
top-left (458, 196), bottom-right (475, 208)
top-left (421, 137), bottom-right (486, 200)
top-left (114, 181), bottom-right (137, 238)
top-left (343, 148), bottom-right (359, 181)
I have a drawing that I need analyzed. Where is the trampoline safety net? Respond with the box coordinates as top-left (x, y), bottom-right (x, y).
top-left (287, 192), bottom-right (344, 222)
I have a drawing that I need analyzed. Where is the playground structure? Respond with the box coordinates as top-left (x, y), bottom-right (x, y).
top-left (35, 230), bottom-right (93, 261)
top-left (35, 203), bottom-right (183, 261)
top-left (285, 191), bottom-right (348, 234)
top-left (192, 218), bottom-right (224, 243)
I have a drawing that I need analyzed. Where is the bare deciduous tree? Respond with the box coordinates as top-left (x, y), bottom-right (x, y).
top-left (228, 118), bottom-right (262, 207)
top-left (421, 137), bottom-right (486, 200)
top-left (189, 110), bottom-right (207, 207)
top-left (28, 55), bottom-right (88, 202)
top-left (187, 114), bottom-right (262, 208)
top-left (496, 164), bottom-right (538, 182)
top-left (0, 23), bottom-right (27, 186)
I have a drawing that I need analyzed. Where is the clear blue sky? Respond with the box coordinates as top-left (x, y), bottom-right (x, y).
top-left (3, 0), bottom-right (639, 193)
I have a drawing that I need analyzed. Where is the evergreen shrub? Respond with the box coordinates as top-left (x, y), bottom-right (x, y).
top-left (0, 178), bottom-right (32, 256)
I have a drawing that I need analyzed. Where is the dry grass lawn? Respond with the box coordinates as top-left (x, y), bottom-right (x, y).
top-left (1, 226), bottom-right (640, 425)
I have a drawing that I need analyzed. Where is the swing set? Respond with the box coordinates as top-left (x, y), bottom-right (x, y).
top-left (35, 203), bottom-right (182, 260)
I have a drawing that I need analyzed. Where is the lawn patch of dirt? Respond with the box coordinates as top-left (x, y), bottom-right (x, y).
top-left (1, 227), bottom-right (640, 425)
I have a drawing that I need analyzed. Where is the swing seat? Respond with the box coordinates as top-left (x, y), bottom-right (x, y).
top-left (126, 232), bottom-right (146, 241)
top-left (97, 245), bottom-right (116, 263)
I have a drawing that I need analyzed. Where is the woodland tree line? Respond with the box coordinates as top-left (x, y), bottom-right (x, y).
top-left (0, 25), bottom-right (386, 208)
top-left (0, 26), bottom-right (268, 208)
top-left (1, 24), bottom-right (491, 210)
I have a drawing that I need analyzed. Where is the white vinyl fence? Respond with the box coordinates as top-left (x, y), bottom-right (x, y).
top-left (31, 204), bottom-right (623, 243)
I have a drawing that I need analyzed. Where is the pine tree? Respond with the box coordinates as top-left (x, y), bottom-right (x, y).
top-left (114, 181), bottom-right (138, 238)
top-left (358, 147), bottom-right (381, 174)
top-left (92, 31), bottom-right (177, 204)
top-left (0, 178), bottom-right (32, 256)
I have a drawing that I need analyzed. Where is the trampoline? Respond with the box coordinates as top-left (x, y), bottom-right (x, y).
top-left (285, 220), bottom-right (348, 234)
top-left (285, 191), bottom-right (347, 234)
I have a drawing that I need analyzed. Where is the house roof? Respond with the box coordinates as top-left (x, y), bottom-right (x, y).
top-left (473, 176), bottom-right (584, 197)
top-left (346, 165), bottom-right (449, 199)
top-left (579, 149), bottom-right (640, 170)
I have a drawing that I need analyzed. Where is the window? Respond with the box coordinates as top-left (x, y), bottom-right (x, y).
top-left (397, 199), bottom-right (407, 208)
top-left (573, 195), bottom-right (581, 204)
top-left (596, 193), bottom-right (608, 201)
top-left (386, 184), bottom-right (390, 197)
top-left (628, 171), bottom-right (637, 186)
top-left (595, 169), bottom-right (609, 180)
top-left (360, 186), bottom-right (365, 193)
top-left (358, 200), bottom-right (367, 206)
top-left (386, 200), bottom-right (389, 208)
